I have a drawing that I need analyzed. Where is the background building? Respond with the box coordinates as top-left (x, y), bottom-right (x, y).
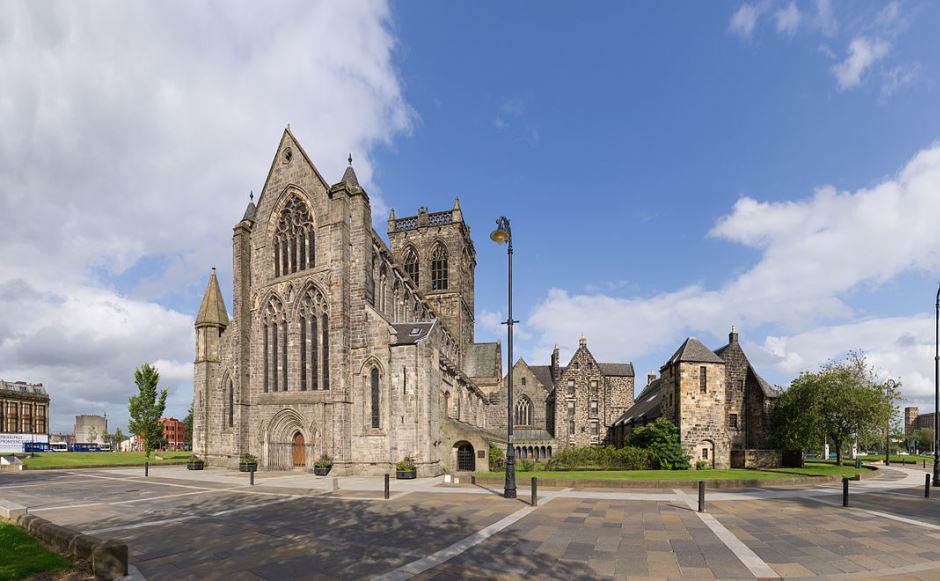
top-left (160, 417), bottom-right (186, 450)
top-left (73, 414), bottom-right (107, 444)
top-left (0, 380), bottom-right (50, 452)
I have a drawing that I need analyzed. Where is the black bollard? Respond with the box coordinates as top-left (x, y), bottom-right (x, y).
top-left (698, 481), bottom-right (705, 513)
top-left (145, 461), bottom-right (149, 477)
top-left (927, 474), bottom-right (931, 498)
top-left (250, 468), bottom-right (255, 486)
top-left (531, 477), bottom-right (538, 507)
top-left (384, 473), bottom-right (390, 500)
top-left (842, 477), bottom-right (849, 507)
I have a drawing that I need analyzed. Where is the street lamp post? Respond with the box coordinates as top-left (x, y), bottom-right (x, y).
top-left (886, 379), bottom-right (896, 466)
top-left (934, 284), bottom-right (940, 486)
top-left (491, 216), bottom-right (517, 499)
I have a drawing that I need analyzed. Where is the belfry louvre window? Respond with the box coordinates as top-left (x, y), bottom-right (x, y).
top-left (273, 196), bottom-right (315, 277)
top-left (370, 368), bottom-right (380, 429)
top-left (699, 366), bottom-right (707, 393)
top-left (403, 247), bottom-right (419, 285)
top-left (431, 243), bottom-right (448, 290)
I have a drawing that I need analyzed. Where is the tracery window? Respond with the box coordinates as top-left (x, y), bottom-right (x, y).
top-left (431, 242), bottom-right (448, 290)
top-left (403, 247), bottom-right (419, 285)
top-left (263, 298), bottom-right (285, 392)
top-left (298, 288), bottom-right (328, 391)
top-left (322, 313), bottom-right (330, 389)
top-left (273, 196), bottom-right (315, 277)
top-left (514, 396), bottom-right (532, 426)
top-left (371, 367), bottom-right (380, 429)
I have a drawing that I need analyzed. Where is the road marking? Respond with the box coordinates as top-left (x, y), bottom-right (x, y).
top-left (84, 495), bottom-right (301, 535)
top-left (30, 488), bottom-right (225, 512)
top-left (807, 495), bottom-right (940, 531)
top-left (674, 489), bottom-right (780, 579)
top-left (370, 495), bottom-right (556, 581)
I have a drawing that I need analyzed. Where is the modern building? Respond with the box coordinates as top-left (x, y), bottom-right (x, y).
top-left (0, 380), bottom-right (50, 452)
top-left (905, 406), bottom-right (921, 435)
top-left (193, 129), bottom-right (502, 475)
top-left (610, 328), bottom-right (779, 469)
top-left (73, 414), bottom-right (107, 444)
top-left (160, 417), bottom-right (187, 450)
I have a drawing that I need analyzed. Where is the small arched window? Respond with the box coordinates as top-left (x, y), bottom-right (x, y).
top-left (431, 243), bottom-right (448, 290)
top-left (227, 379), bottom-right (234, 427)
top-left (370, 367), bottom-right (380, 429)
top-left (403, 247), bottom-right (419, 285)
top-left (515, 396), bottom-right (532, 426)
top-left (273, 196), bottom-right (315, 277)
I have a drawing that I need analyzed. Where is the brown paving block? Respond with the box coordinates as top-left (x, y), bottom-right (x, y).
top-left (677, 566), bottom-right (716, 579)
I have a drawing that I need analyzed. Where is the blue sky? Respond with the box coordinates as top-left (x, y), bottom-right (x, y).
top-left (2, 1), bottom-right (940, 432)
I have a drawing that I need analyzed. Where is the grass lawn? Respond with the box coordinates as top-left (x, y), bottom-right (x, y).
top-left (0, 520), bottom-right (72, 581)
top-left (857, 454), bottom-right (932, 464)
top-left (20, 451), bottom-right (191, 469)
top-left (474, 461), bottom-right (871, 481)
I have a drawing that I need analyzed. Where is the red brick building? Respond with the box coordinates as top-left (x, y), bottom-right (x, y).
top-left (160, 417), bottom-right (186, 450)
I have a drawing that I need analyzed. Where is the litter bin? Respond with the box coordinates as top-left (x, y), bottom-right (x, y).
top-left (855, 458), bottom-right (862, 470)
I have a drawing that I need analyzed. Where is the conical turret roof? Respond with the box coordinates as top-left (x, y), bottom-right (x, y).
top-left (195, 267), bottom-right (229, 328)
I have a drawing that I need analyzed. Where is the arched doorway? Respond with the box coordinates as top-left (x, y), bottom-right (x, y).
top-left (292, 432), bottom-right (306, 467)
top-left (456, 442), bottom-right (475, 471)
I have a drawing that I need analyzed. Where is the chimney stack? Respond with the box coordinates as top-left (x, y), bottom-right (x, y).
top-left (551, 344), bottom-right (561, 382)
top-left (729, 324), bottom-right (739, 345)
top-left (647, 372), bottom-right (656, 386)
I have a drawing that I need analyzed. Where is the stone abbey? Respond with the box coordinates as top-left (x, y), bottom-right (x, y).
top-left (193, 129), bottom-right (778, 474)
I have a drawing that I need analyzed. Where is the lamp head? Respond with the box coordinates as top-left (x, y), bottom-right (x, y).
top-left (490, 216), bottom-right (511, 245)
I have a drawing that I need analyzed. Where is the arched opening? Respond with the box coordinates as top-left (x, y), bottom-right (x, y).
top-left (292, 432), bottom-right (306, 467)
top-left (514, 395), bottom-right (532, 426)
top-left (699, 440), bottom-right (716, 469)
top-left (456, 442), bottom-right (475, 471)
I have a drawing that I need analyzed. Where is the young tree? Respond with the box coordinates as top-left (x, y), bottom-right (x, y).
top-left (87, 425), bottom-right (99, 443)
top-left (102, 428), bottom-right (111, 449)
top-left (114, 427), bottom-right (126, 451)
top-left (128, 363), bottom-right (168, 459)
top-left (913, 427), bottom-right (935, 453)
top-left (183, 403), bottom-right (194, 448)
top-left (772, 352), bottom-right (897, 466)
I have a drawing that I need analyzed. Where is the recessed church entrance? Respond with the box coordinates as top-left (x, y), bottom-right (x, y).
top-left (456, 442), bottom-right (475, 471)
top-left (292, 432), bottom-right (306, 467)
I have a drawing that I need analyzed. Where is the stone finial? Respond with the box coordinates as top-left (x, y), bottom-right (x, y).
top-left (387, 208), bottom-right (396, 233)
top-left (452, 197), bottom-right (463, 223)
top-left (579, 333), bottom-right (587, 347)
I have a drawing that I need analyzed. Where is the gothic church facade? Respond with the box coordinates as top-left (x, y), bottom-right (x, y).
top-left (193, 129), bottom-right (500, 475)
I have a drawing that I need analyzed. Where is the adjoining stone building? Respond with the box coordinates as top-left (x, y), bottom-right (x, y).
top-left (193, 129), bottom-right (501, 475)
top-left (485, 336), bottom-right (635, 460)
top-left (0, 380), bottom-right (50, 452)
top-left (610, 328), bottom-right (779, 469)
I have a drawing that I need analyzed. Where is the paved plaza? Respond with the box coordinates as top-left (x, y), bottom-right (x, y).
top-left (4, 465), bottom-right (940, 580)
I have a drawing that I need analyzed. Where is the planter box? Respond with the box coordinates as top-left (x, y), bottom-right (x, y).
top-left (186, 461), bottom-right (204, 471)
top-left (396, 470), bottom-right (416, 480)
top-left (313, 466), bottom-right (331, 476)
top-left (239, 463), bottom-right (257, 473)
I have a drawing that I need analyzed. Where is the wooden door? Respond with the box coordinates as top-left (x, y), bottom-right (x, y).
top-left (292, 432), bottom-right (305, 467)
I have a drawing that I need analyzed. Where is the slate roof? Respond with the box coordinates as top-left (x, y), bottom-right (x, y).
top-left (528, 365), bottom-right (559, 390)
top-left (242, 201), bottom-right (257, 222)
top-left (391, 322), bottom-right (434, 345)
top-left (663, 337), bottom-right (725, 367)
top-left (341, 164), bottom-right (360, 189)
top-left (599, 363), bottom-right (635, 377)
top-left (749, 364), bottom-right (779, 398)
top-left (513, 428), bottom-right (555, 441)
top-left (464, 342), bottom-right (501, 379)
top-left (614, 378), bottom-right (663, 426)
top-left (195, 268), bottom-right (230, 327)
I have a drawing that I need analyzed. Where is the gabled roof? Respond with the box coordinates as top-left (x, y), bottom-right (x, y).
top-left (195, 268), bottom-right (229, 328)
top-left (528, 365), bottom-right (559, 390)
top-left (663, 337), bottom-right (725, 367)
top-left (599, 363), bottom-right (635, 377)
top-left (615, 378), bottom-right (663, 426)
top-left (748, 364), bottom-right (779, 398)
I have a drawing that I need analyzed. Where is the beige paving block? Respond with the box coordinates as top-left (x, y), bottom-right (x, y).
top-left (770, 562), bottom-right (816, 577)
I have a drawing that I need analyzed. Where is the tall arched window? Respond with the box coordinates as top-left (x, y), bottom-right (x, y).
top-left (431, 242), bottom-right (448, 290)
top-left (322, 312), bottom-right (330, 389)
top-left (392, 281), bottom-right (401, 322)
top-left (370, 367), bottom-right (380, 429)
top-left (298, 288), bottom-right (327, 391)
top-left (227, 379), bottom-right (234, 427)
top-left (263, 299), bottom-right (284, 392)
top-left (515, 396), bottom-right (532, 426)
top-left (273, 196), bottom-right (315, 277)
top-left (379, 265), bottom-right (388, 313)
top-left (403, 246), bottom-right (419, 285)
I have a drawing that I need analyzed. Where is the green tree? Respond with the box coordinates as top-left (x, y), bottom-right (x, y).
top-left (87, 425), bottom-right (98, 443)
top-left (626, 417), bottom-right (689, 470)
top-left (488, 441), bottom-right (504, 471)
top-left (102, 428), bottom-right (111, 449)
top-left (128, 363), bottom-right (168, 459)
top-left (114, 427), bottom-right (126, 451)
top-left (772, 351), bottom-right (898, 466)
top-left (183, 403), bottom-right (194, 448)
top-left (912, 427), bottom-right (935, 453)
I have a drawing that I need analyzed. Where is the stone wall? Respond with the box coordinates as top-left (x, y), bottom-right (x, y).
top-left (486, 359), bottom-right (553, 436)
top-left (555, 341), bottom-right (607, 448)
top-left (730, 449), bottom-right (783, 469)
top-left (718, 331), bottom-right (748, 449)
top-left (677, 361), bottom-right (731, 469)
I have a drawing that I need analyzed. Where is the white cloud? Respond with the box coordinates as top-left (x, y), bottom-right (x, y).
top-left (0, 1), bottom-right (413, 431)
top-left (730, 1), bottom-right (770, 38)
top-left (524, 143), bottom-right (940, 394)
top-left (775, 2), bottom-right (801, 35)
top-left (812, 0), bottom-right (838, 36)
top-left (832, 37), bottom-right (891, 89)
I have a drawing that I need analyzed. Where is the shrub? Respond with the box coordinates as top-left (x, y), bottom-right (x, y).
top-left (239, 454), bottom-right (257, 465)
top-left (543, 445), bottom-right (652, 471)
top-left (314, 455), bottom-right (332, 469)
top-left (396, 457), bottom-right (416, 471)
top-left (488, 441), bottom-right (504, 471)
top-left (518, 458), bottom-right (543, 472)
top-left (626, 418), bottom-right (690, 470)
top-left (695, 460), bottom-right (709, 471)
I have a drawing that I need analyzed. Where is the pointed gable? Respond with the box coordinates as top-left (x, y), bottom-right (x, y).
top-left (663, 337), bottom-right (724, 367)
top-left (254, 127), bottom-right (330, 211)
top-left (195, 268), bottom-right (229, 328)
